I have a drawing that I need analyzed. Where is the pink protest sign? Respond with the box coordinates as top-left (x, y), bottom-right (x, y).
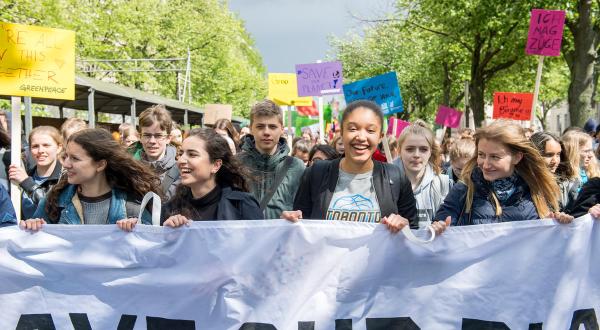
top-left (387, 117), bottom-right (410, 137)
top-left (526, 9), bottom-right (566, 57)
top-left (435, 105), bottom-right (462, 128)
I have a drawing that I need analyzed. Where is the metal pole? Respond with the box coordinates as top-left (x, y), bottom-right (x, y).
top-left (130, 98), bottom-right (136, 126)
top-left (88, 88), bottom-right (95, 128)
top-left (184, 109), bottom-right (188, 127)
top-left (10, 97), bottom-right (22, 221)
top-left (186, 49), bottom-right (192, 104)
top-left (24, 97), bottom-right (32, 137)
top-left (318, 96), bottom-right (324, 144)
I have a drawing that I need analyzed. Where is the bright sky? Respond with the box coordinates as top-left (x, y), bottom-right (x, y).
top-left (228, 0), bottom-right (394, 73)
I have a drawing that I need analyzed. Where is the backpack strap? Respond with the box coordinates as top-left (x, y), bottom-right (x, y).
top-left (259, 156), bottom-right (294, 211)
top-left (160, 166), bottom-right (180, 195)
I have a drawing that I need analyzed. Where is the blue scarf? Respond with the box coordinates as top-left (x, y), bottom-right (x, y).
top-left (491, 174), bottom-right (519, 203)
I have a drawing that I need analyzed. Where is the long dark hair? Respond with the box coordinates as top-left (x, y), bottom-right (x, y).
top-left (530, 131), bottom-right (577, 182)
top-left (214, 118), bottom-right (240, 146)
top-left (0, 125), bottom-right (9, 148)
top-left (45, 128), bottom-right (161, 222)
top-left (166, 128), bottom-right (250, 218)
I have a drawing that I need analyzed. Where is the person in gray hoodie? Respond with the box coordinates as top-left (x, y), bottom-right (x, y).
top-left (394, 120), bottom-right (452, 228)
top-left (128, 105), bottom-right (180, 200)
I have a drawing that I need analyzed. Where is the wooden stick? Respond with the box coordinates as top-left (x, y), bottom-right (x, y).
top-left (530, 56), bottom-right (545, 128)
top-left (382, 136), bottom-right (393, 164)
top-left (10, 97), bottom-right (22, 221)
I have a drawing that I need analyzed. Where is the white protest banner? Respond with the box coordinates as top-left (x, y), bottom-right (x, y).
top-left (0, 217), bottom-right (598, 329)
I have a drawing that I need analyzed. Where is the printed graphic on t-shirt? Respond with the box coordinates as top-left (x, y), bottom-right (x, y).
top-left (326, 194), bottom-right (381, 223)
top-left (417, 208), bottom-right (434, 228)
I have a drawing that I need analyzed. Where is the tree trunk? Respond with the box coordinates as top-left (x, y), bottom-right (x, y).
top-left (565, 0), bottom-right (599, 127)
top-left (469, 77), bottom-right (486, 127)
top-left (469, 34), bottom-right (486, 127)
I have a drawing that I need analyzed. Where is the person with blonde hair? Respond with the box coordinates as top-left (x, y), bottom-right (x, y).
top-left (445, 139), bottom-right (476, 183)
top-left (329, 135), bottom-right (345, 156)
top-left (8, 126), bottom-right (63, 218)
top-left (60, 118), bottom-right (88, 142)
top-left (561, 130), bottom-right (600, 189)
top-left (432, 121), bottom-right (571, 234)
top-left (393, 120), bottom-right (452, 228)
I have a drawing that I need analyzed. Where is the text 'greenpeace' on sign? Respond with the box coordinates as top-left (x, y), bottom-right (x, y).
top-left (0, 22), bottom-right (75, 100)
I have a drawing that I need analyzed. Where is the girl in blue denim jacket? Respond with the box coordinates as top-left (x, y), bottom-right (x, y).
top-left (21, 129), bottom-right (161, 231)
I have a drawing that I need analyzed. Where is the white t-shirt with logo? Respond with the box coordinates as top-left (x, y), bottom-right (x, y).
top-left (326, 168), bottom-right (381, 223)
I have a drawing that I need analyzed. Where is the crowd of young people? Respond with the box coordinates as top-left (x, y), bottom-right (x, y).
top-left (0, 99), bottom-right (598, 236)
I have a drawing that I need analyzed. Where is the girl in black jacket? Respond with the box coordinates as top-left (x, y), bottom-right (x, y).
top-left (282, 100), bottom-right (417, 233)
top-left (161, 128), bottom-right (263, 227)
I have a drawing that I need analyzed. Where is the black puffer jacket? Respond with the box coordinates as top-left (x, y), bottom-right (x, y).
top-left (567, 178), bottom-right (600, 218)
top-left (434, 168), bottom-right (539, 225)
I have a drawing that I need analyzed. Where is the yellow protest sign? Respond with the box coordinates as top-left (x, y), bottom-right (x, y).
top-left (268, 73), bottom-right (312, 106)
top-left (0, 22), bottom-right (75, 100)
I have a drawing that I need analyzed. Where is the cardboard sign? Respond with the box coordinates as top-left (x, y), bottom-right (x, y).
top-left (435, 105), bottom-right (462, 128)
top-left (267, 73), bottom-right (312, 106)
top-left (343, 72), bottom-right (403, 116)
top-left (0, 22), bottom-right (75, 100)
top-left (526, 9), bottom-right (566, 57)
top-left (203, 104), bottom-right (232, 125)
top-left (295, 61), bottom-right (343, 96)
top-left (386, 117), bottom-right (410, 137)
top-left (492, 92), bottom-right (534, 121)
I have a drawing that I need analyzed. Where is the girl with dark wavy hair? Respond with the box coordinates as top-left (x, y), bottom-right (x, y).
top-left (21, 128), bottom-right (161, 232)
top-left (161, 128), bottom-right (263, 227)
top-left (530, 131), bottom-right (579, 210)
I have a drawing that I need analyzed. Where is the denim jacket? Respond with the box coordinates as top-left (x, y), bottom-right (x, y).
top-left (33, 185), bottom-right (152, 224)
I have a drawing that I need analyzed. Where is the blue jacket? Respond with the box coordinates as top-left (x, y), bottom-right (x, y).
top-left (434, 168), bottom-right (539, 226)
top-left (0, 185), bottom-right (16, 226)
top-left (33, 184), bottom-right (152, 224)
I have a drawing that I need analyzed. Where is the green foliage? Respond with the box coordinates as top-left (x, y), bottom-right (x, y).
top-left (331, 0), bottom-right (578, 127)
top-left (0, 0), bottom-right (267, 118)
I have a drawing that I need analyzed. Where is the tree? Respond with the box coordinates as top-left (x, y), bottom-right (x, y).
top-left (0, 0), bottom-right (267, 118)
top-left (562, 0), bottom-right (599, 126)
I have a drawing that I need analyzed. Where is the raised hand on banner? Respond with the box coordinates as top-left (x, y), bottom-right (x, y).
top-left (163, 214), bottom-right (191, 228)
top-left (8, 165), bottom-right (29, 185)
top-left (431, 216), bottom-right (451, 236)
top-left (588, 204), bottom-right (600, 219)
top-left (281, 210), bottom-right (303, 223)
top-left (381, 214), bottom-right (409, 234)
top-left (547, 211), bottom-right (574, 224)
top-left (20, 218), bottom-right (46, 232)
top-left (116, 218), bottom-right (138, 232)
